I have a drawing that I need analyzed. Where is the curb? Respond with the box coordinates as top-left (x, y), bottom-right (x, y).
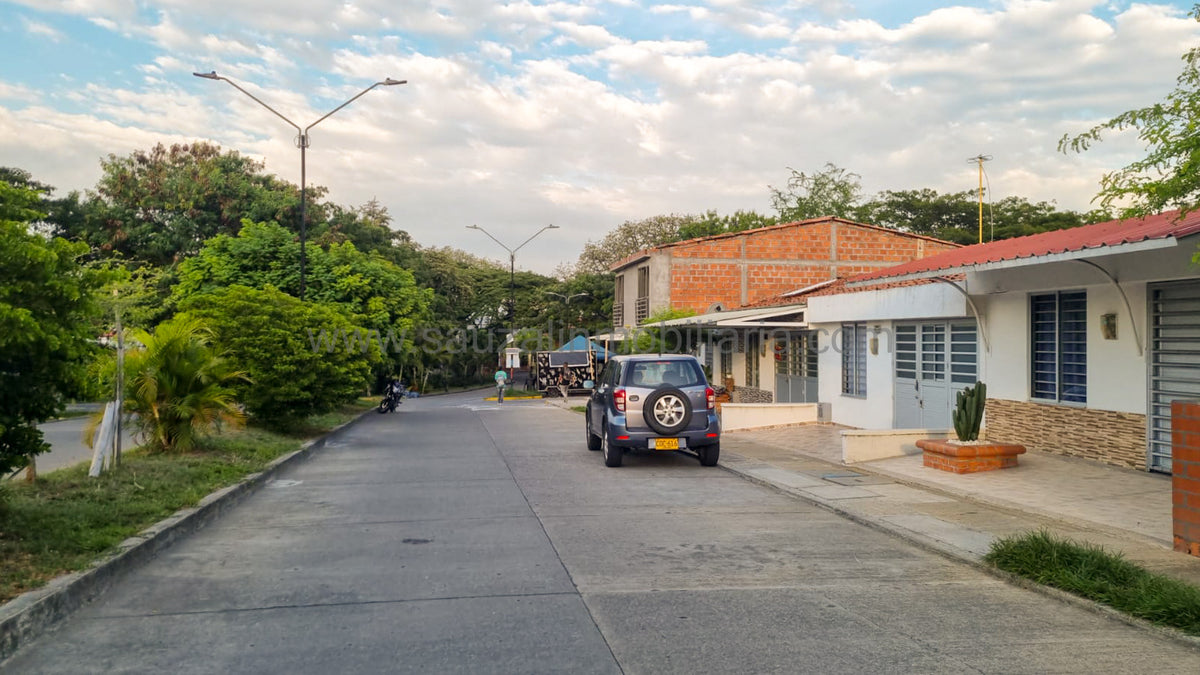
top-left (0, 410), bottom-right (371, 665)
top-left (718, 456), bottom-right (1200, 653)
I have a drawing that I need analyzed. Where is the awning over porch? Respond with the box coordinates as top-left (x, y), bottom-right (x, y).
top-left (646, 304), bottom-right (808, 329)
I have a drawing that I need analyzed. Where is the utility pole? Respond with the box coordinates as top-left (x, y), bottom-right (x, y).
top-left (113, 288), bottom-right (124, 468)
top-left (967, 154), bottom-right (992, 243)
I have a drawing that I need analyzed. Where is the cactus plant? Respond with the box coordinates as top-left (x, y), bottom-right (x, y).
top-left (952, 381), bottom-right (987, 442)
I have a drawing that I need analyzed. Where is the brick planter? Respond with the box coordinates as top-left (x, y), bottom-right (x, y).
top-left (916, 438), bottom-right (1027, 474)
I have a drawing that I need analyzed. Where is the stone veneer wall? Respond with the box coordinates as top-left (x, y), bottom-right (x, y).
top-left (984, 398), bottom-right (1147, 470)
top-left (731, 386), bottom-right (773, 404)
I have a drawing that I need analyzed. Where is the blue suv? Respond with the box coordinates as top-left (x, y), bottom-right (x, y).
top-left (584, 354), bottom-right (721, 467)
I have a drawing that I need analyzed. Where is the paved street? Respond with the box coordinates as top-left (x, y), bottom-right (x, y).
top-left (6, 391), bottom-right (1200, 673)
top-left (30, 412), bottom-right (133, 475)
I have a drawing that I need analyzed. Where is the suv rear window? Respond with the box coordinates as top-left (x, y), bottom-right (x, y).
top-left (623, 360), bottom-right (705, 388)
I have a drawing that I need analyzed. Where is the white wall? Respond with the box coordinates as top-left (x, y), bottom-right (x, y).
top-left (980, 280), bottom-right (1148, 414)
top-left (807, 282), bottom-right (966, 323)
top-left (814, 320), bottom-right (897, 429)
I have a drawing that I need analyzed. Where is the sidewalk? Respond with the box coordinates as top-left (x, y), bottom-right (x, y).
top-left (720, 424), bottom-right (1200, 591)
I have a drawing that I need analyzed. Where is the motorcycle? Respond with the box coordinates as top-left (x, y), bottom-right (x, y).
top-left (377, 382), bottom-right (406, 413)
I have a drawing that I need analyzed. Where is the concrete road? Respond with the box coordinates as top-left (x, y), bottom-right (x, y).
top-left (6, 391), bottom-right (1200, 673)
top-left (29, 413), bottom-right (134, 475)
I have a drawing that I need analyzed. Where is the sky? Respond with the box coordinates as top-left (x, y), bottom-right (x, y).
top-left (2, 0), bottom-right (1198, 274)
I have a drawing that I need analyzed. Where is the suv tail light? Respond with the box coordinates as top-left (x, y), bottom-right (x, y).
top-left (613, 388), bottom-right (626, 412)
top-left (706, 387), bottom-right (715, 410)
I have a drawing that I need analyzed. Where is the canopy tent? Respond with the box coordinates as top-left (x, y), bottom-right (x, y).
top-left (555, 334), bottom-right (609, 360)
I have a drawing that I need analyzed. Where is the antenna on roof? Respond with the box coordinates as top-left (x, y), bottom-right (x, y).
top-left (967, 155), bottom-right (992, 244)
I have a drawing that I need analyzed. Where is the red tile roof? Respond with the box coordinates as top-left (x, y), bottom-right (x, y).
top-left (849, 209), bottom-right (1200, 284)
top-left (740, 274), bottom-right (965, 308)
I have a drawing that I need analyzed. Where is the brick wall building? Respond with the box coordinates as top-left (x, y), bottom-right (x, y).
top-left (609, 217), bottom-right (959, 326)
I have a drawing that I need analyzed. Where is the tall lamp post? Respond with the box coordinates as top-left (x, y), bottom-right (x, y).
top-left (193, 71), bottom-right (406, 300)
top-left (467, 223), bottom-right (559, 374)
top-left (545, 291), bottom-right (591, 348)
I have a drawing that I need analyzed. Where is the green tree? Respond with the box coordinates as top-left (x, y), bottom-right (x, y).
top-left (181, 286), bottom-right (380, 426)
top-left (855, 189), bottom-right (1100, 244)
top-left (1060, 6), bottom-right (1200, 217)
top-left (173, 221), bottom-right (430, 375)
top-left (573, 214), bottom-right (692, 276)
top-left (676, 209), bottom-right (778, 241)
top-left (83, 142), bottom-right (309, 265)
top-left (770, 163), bottom-right (863, 222)
top-left (121, 316), bottom-right (246, 452)
top-left (0, 181), bottom-right (106, 474)
top-left (621, 308), bottom-right (699, 354)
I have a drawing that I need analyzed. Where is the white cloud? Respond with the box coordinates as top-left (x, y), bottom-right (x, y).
top-left (21, 16), bottom-right (66, 41)
top-left (3, 0), bottom-right (1199, 271)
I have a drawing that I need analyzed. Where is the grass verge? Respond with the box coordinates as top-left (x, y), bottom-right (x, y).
top-left (570, 406), bottom-right (587, 414)
top-left (0, 398), bottom-right (374, 606)
top-left (984, 529), bottom-right (1200, 636)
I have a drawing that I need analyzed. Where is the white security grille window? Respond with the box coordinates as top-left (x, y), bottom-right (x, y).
top-left (841, 323), bottom-right (867, 397)
top-left (1031, 291), bottom-right (1087, 404)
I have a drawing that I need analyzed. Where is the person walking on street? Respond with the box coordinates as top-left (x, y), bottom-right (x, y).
top-left (494, 368), bottom-right (508, 403)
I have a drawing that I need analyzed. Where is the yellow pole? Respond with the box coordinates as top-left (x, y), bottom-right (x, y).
top-left (977, 156), bottom-right (983, 244)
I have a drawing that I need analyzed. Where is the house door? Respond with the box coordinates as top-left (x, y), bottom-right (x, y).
top-left (894, 321), bottom-right (978, 428)
top-left (775, 331), bottom-right (818, 403)
top-left (1148, 281), bottom-right (1200, 473)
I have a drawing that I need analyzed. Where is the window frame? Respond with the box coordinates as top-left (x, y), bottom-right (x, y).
top-left (841, 323), bottom-right (867, 398)
top-left (1030, 290), bottom-right (1087, 405)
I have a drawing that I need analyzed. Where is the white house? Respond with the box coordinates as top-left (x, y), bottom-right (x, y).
top-left (803, 210), bottom-right (1200, 473)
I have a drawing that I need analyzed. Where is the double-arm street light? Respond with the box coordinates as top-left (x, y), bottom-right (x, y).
top-left (466, 223), bottom-right (559, 366)
top-left (546, 291), bottom-right (592, 349)
top-left (193, 71), bottom-right (406, 300)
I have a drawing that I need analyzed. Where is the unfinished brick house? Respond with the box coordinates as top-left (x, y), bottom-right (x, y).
top-left (609, 216), bottom-right (960, 327)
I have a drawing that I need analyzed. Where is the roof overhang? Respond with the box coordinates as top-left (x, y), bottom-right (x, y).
top-left (845, 237), bottom-right (1181, 288)
top-left (645, 305), bottom-right (807, 329)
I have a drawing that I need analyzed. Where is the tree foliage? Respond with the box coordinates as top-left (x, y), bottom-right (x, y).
top-left (0, 181), bottom-right (106, 474)
top-left (79, 142), bottom-right (307, 266)
top-left (181, 286), bottom-right (379, 426)
top-left (676, 210), bottom-right (779, 241)
top-left (770, 163), bottom-right (863, 222)
top-left (621, 308), bottom-right (699, 354)
top-left (573, 214), bottom-right (691, 275)
top-left (1060, 7), bottom-right (1200, 217)
top-left (121, 316), bottom-right (246, 452)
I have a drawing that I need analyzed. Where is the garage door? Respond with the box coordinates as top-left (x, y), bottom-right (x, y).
top-left (1149, 281), bottom-right (1200, 473)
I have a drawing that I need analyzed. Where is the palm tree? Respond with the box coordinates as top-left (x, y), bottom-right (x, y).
top-left (123, 317), bottom-right (246, 452)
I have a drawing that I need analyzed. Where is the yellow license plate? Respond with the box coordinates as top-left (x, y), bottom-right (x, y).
top-left (654, 438), bottom-right (679, 450)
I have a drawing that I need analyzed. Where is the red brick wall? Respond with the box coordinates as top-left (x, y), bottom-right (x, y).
top-left (742, 224), bottom-right (833, 261)
top-left (669, 262), bottom-right (742, 311)
top-left (671, 238), bottom-right (743, 259)
top-left (662, 220), bottom-right (956, 314)
top-left (745, 266), bottom-right (829, 305)
top-left (1173, 401), bottom-right (1200, 557)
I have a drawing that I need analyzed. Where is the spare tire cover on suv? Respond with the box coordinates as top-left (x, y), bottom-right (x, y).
top-left (643, 387), bottom-right (692, 435)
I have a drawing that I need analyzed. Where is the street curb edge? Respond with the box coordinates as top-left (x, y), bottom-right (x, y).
top-left (718, 458), bottom-right (1200, 654)
top-left (0, 409), bottom-right (371, 665)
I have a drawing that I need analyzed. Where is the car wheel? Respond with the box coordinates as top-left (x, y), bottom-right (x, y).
top-left (698, 442), bottom-right (720, 467)
top-left (603, 421), bottom-right (623, 467)
top-left (642, 387), bottom-right (692, 435)
top-left (586, 406), bottom-right (602, 451)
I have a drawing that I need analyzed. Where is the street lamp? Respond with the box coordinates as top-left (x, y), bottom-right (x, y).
top-left (546, 291), bottom-right (591, 350)
top-left (193, 71), bottom-right (406, 300)
top-left (466, 223), bottom-right (559, 372)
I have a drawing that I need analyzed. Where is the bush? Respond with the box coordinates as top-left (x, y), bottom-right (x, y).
top-left (121, 316), bottom-right (246, 452)
top-left (181, 286), bottom-right (380, 427)
top-left (985, 530), bottom-right (1200, 635)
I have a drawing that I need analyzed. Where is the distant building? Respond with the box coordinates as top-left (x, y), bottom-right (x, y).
top-left (608, 216), bottom-right (959, 327)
